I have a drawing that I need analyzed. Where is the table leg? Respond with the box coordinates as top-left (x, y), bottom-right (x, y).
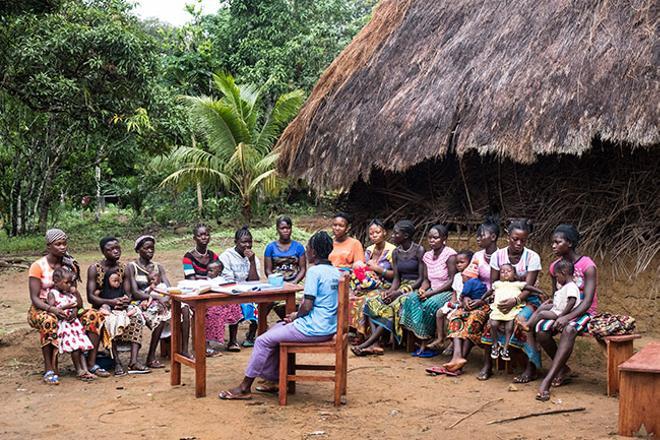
top-left (170, 300), bottom-right (181, 386)
top-left (285, 293), bottom-right (296, 394)
top-left (257, 303), bottom-right (268, 336)
top-left (194, 304), bottom-right (207, 398)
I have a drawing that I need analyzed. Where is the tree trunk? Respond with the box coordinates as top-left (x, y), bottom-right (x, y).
top-left (95, 165), bottom-right (101, 223)
top-left (241, 197), bottom-right (252, 223)
top-left (196, 181), bottom-right (203, 218)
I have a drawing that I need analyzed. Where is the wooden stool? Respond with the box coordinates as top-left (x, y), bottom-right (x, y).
top-left (592, 334), bottom-right (641, 396)
top-left (618, 341), bottom-right (660, 437)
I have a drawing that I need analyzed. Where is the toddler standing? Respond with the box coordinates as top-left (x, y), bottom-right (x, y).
top-left (47, 268), bottom-right (95, 381)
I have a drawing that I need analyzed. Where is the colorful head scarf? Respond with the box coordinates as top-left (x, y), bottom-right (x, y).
top-left (46, 228), bottom-right (67, 245)
top-left (134, 235), bottom-right (155, 251)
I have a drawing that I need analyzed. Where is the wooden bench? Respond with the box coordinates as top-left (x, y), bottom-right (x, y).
top-left (618, 341), bottom-right (660, 437)
top-left (404, 329), bottom-right (639, 396)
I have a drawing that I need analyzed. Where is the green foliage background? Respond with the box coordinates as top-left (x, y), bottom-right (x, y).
top-left (0, 0), bottom-right (375, 243)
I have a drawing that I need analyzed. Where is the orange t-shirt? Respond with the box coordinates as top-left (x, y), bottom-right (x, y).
top-left (329, 237), bottom-right (365, 268)
top-left (29, 257), bottom-right (54, 301)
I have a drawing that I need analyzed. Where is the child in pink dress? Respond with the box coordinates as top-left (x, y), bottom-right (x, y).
top-left (47, 268), bottom-right (96, 381)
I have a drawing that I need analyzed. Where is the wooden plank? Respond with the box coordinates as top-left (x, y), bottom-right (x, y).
top-left (603, 334), bottom-right (641, 343)
top-left (170, 300), bottom-right (182, 386)
top-left (284, 346), bottom-right (335, 354)
top-left (295, 364), bottom-right (335, 371)
top-left (173, 353), bottom-right (195, 369)
top-left (194, 304), bottom-right (207, 398)
top-left (619, 341), bottom-right (660, 374)
top-left (619, 371), bottom-right (660, 436)
top-left (287, 375), bottom-right (336, 382)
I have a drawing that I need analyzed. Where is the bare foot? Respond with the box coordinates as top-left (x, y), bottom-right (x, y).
top-left (443, 357), bottom-right (467, 372)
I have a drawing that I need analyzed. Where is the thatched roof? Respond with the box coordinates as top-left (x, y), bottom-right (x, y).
top-left (277, 0), bottom-right (659, 190)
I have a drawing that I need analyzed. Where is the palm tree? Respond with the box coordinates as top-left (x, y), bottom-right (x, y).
top-left (160, 72), bottom-right (304, 221)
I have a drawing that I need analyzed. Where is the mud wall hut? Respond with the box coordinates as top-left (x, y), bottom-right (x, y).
top-left (277, 0), bottom-right (659, 330)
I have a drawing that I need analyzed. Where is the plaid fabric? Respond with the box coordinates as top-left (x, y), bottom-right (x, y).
top-left (587, 312), bottom-right (636, 338)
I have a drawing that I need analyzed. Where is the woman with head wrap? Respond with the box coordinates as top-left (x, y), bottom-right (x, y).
top-left (126, 235), bottom-right (172, 368)
top-left (28, 229), bottom-right (108, 384)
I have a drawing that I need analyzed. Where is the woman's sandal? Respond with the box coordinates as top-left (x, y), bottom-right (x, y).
top-left (78, 371), bottom-right (97, 382)
top-left (513, 372), bottom-right (537, 383)
top-left (255, 382), bottom-right (278, 393)
top-left (43, 370), bottom-right (60, 385)
top-left (114, 365), bottom-right (127, 376)
top-left (218, 390), bottom-right (252, 400)
top-left (206, 348), bottom-right (221, 357)
top-left (351, 346), bottom-right (368, 357)
top-left (476, 369), bottom-right (492, 381)
top-left (227, 343), bottom-right (241, 353)
top-left (535, 391), bottom-right (551, 402)
top-left (90, 365), bottom-right (111, 378)
top-left (128, 363), bottom-right (151, 374)
top-left (147, 359), bottom-right (165, 369)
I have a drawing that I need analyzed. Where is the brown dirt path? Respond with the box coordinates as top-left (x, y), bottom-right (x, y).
top-left (0, 247), bottom-right (651, 439)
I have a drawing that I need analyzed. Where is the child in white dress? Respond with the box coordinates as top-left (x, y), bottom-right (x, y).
top-left (521, 259), bottom-right (579, 332)
top-left (482, 263), bottom-right (544, 361)
top-left (47, 268), bottom-right (95, 381)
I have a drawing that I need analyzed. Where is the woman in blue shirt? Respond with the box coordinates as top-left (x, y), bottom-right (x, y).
top-left (219, 231), bottom-right (339, 400)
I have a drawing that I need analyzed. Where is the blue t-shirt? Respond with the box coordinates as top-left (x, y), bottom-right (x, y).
top-left (264, 240), bottom-right (306, 281)
top-left (461, 278), bottom-right (487, 301)
top-left (293, 263), bottom-right (340, 337)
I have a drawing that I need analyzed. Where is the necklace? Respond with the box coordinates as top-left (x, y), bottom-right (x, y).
top-left (400, 242), bottom-right (414, 253)
top-left (193, 247), bottom-right (208, 258)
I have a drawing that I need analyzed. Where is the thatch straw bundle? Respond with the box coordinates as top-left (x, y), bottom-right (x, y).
top-left (277, 0), bottom-right (658, 188)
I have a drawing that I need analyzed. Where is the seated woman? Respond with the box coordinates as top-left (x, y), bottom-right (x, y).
top-left (400, 225), bottom-right (457, 356)
top-left (183, 224), bottom-right (242, 356)
top-left (534, 224), bottom-right (597, 401)
top-left (349, 219), bottom-right (395, 337)
top-left (478, 218), bottom-right (542, 383)
top-left (126, 235), bottom-right (172, 368)
top-left (443, 218), bottom-right (499, 373)
top-left (264, 216), bottom-right (307, 318)
top-left (87, 237), bottom-right (149, 375)
top-left (219, 226), bottom-right (261, 349)
top-left (328, 212), bottom-right (365, 270)
top-left (28, 228), bottom-right (108, 384)
top-left (352, 220), bottom-right (424, 355)
top-left (218, 231), bottom-right (340, 400)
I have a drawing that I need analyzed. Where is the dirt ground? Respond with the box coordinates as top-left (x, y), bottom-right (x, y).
top-left (0, 246), bottom-right (655, 440)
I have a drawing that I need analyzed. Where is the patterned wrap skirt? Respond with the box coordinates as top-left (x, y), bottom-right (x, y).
top-left (400, 291), bottom-right (453, 340)
top-left (362, 280), bottom-right (415, 343)
top-left (447, 304), bottom-right (491, 345)
top-left (28, 306), bottom-right (103, 348)
top-left (206, 304), bottom-right (243, 343)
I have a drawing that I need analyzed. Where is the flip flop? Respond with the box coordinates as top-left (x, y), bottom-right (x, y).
top-left (227, 343), bottom-right (241, 353)
top-left (425, 366), bottom-right (462, 377)
top-left (43, 370), bottom-right (60, 385)
top-left (476, 370), bottom-right (492, 381)
top-left (535, 391), bottom-right (551, 402)
top-left (90, 365), bottom-right (111, 378)
top-left (115, 365), bottom-right (127, 376)
top-left (147, 359), bottom-right (165, 369)
top-left (351, 346), bottom-right (368, 357)
top-left (218, 390), bottom-right (252, 400)
top-left (416, 349), bottom-right (440, 358)
top-left (551, 376), bottom-right (572, 387)
top-left (512, 374), bottom-right (537, 383)
top-left (78, 371), bottom-right (97, 382)
top-left (242, 340), bottom-right (255, 348)
top-left (128, 364), bottom-right (151, 375)
top-left (255, 384), bottom-right (279, 393)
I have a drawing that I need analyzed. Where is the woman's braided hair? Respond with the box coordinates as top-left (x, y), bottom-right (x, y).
top-left (309, 231), bottom-right (333, 260)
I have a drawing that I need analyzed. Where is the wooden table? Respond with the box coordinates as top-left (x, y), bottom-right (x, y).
top-left (169, 283), bottom-right (303, 397)
top-left (618, 341), bottom-right (660, 437)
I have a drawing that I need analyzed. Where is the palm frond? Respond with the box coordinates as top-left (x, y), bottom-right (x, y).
top-left (255, 89), bottom-right (304, 154)
top-left (160, 167), bottom-right (231, 191)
